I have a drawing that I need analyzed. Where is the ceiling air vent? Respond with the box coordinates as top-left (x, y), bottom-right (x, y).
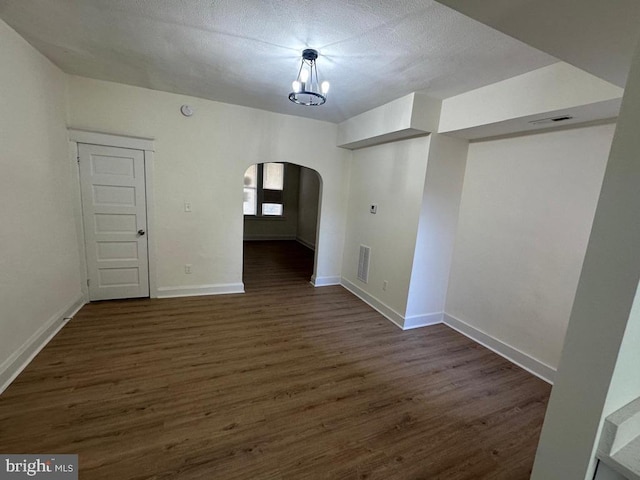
top-left (529, 115), bottom-right (574, 126)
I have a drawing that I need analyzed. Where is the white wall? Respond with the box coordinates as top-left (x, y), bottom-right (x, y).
top-left (297, 167), bottom-right (321, 249)
top-left (341, 136), bottom-right (430, 324)
top-left (67, 76), bottom-right (351, 292)
top-left (446, 124), bottom-right (615, 372)
top-left (533, 38), bottom-right (640, 480)
top-left (0, 19), bottom-right (83, 383)
top-left (604, 283), bottom-right (640, 417)
top-left (405, 134), bottom-right (468, 325)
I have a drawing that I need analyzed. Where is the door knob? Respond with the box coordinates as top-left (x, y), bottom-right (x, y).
top-left (138, 229), bottom-right (146, 236)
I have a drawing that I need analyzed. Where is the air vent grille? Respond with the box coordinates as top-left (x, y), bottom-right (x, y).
top-left (529, 115), bottom-right (574, 125)
top-left (357, 245), bottom-right (371, 283)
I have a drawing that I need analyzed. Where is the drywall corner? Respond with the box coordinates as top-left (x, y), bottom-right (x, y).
top-left (337, 93), bottom-right (440, 149)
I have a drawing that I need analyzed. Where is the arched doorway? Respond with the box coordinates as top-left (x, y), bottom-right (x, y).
top-left (241, 162), bottom-right (322, 290)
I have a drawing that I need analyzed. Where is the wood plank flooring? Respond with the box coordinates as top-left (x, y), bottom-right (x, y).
top-left (0, 241), bottom-right (551, 479)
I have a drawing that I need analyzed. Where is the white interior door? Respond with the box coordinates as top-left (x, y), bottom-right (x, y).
top-left (79, 143), bottom-right (149, 301)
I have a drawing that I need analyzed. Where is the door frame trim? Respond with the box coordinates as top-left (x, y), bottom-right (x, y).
top-left (68, 128), bottom-right (158, 299)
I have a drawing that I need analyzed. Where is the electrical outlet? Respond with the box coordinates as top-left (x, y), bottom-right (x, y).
top-left (185, 264), bottom-right (192, 274)
top-left (184, 201), bottom-right (192, 212)
top-left (383, 280), bottom-right (388, 291)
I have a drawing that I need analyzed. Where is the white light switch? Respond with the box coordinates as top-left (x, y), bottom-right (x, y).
top-left (370, 204), bottom-right (377, 214)
top-left (184, 201), bottom-right (192, 212)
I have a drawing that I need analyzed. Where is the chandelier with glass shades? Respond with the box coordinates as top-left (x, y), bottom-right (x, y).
top-left (289, 49), bottom-right (330, 106)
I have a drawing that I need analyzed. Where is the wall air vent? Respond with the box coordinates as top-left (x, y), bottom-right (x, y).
top-left (529, 115), bottom-right (575, 126)
top-left (357, 245), bottom-right (371, 284)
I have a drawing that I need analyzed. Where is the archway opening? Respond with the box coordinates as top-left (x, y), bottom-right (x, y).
top-left (241, 162), bottom-right (322, 290)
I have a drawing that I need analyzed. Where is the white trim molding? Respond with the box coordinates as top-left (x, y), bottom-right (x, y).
top-left (0, 295), bottom-right (86, 395)
top-left (311, 275), bottom-right (341, 287)
top-left (156, 283), bottom-right (245, 298)
top-left (243, 234), bottom-right (297, 241)
top-left (443, 313), bottom-right (556, 384)
top-left (144, 149), bottom-right (158, 298)
top-left (341, 279), bottom-right (445, 331)
top-left (341, 278), bottom-right (406, 329)
top-left (296, 237), bottom-right (316, 251)
top-left (404, 312), bottom-right (444, 330)
top-left (68, 128), bottom-right (158, 299)
top-left (68, 128), bottom-right (155, 151)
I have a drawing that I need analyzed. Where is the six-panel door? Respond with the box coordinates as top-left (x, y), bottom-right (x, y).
top-left (79, 143), bottom-right (149, 301)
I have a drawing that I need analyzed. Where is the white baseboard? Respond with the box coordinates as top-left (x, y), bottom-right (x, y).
top-left (341, 278), bottom-right (406, 329)
top-left (311, 275), bottom-right (341, 287)
top-left (0, 294), bottom-right (87, 395)
top-left (340, 279), bottom-right (445, 331)
top-left (243, 234), bottom-right (297, 241)
top-left (403, 312), bottom-right (444, 330)
top-left (443, 313), bottom-right (556, 384)
top-left (156, 283), bottom-right (245, 298)
top-left (296, 237), bottom-right (316, 251)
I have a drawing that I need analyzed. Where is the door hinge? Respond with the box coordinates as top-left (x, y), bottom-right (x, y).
top-left (77, 156), bottom-right (80, 163)
top-left (87, 278), bottom-right (90, 287)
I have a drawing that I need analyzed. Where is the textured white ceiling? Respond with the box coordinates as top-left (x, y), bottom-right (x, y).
top-left (0, 0), bottom-right (558, 123)
top-left (437, 0), bottom-right (640, 88)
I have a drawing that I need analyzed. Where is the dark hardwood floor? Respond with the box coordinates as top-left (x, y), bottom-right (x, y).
top-left (0, 241), bottom-right (551, 479)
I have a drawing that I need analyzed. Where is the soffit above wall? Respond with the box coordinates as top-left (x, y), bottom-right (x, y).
top-left (446, 100), bottom-right (621, 142)
top-left (337, 93), bottom-right (442, 150)
top-left (439, 62), bottom-right (624, 140)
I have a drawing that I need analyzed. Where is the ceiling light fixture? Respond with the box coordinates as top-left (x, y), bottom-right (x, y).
top-left (289, 49), bottom-right (330, 106)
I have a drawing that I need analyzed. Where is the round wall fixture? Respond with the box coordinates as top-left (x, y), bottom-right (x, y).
top-left (180, 105), bottom-right (194, 117)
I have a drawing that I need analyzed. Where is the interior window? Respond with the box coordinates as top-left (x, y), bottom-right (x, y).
top-left (243, 163), bottom-right (285, 217)
top-left (243, 164), bottom-right (257, 215)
